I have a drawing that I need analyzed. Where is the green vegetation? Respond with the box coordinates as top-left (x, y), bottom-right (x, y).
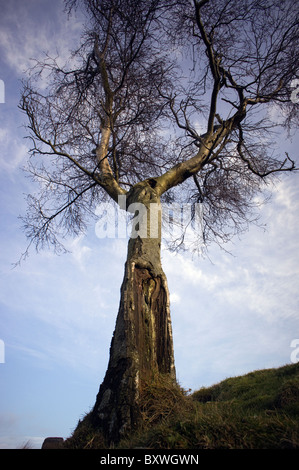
top-left (64, 362), bottom-right (299, 449)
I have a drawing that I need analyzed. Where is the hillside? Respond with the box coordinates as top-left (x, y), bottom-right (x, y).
top-left (65, 362), bottom-right (299, 449)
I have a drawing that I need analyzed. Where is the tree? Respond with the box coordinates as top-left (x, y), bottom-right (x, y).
top-left (19, 0), bottom-right (298, 444)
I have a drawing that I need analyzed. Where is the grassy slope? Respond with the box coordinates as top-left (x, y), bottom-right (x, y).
top-left (65, 362), bottom-right (299, 449)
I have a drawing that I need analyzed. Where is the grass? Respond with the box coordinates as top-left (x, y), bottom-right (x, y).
top-left (64, 362), bottom-right (299, 449)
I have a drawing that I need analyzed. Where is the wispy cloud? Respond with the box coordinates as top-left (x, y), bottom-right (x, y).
top-left (161, 174), bottom-right (299, 388)
top-left (0, 0), bottom-right (83, 76)
top-left (0, 0), bottom-right (298, 444)
top-left (0, 127), bottom-right (28, 174)
top-left (65, 235), bottom-right (92, 271)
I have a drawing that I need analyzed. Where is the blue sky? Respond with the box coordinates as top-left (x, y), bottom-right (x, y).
top-left (0, 0), bottom-right (298, 449)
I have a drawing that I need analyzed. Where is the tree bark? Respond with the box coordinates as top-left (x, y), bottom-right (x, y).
top-left (91, 182), bottom-right (176, 444)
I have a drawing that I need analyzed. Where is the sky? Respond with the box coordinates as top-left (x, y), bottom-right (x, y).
top-left (0, 0), bottom-right (298, 450)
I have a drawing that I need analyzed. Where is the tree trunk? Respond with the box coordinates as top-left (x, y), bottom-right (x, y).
top-left (91, 183), bottom-right (176, 444)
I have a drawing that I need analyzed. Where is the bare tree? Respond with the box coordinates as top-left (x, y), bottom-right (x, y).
top-left (19, 0), bottom-right (298, 443)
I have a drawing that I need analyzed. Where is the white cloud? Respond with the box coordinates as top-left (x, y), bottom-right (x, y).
top-left (65, 235), bottom-right (92, 270)
top-left (161, 172), bottom-right (299, 389)
top-left (0, 0), bottom-right (298, 435)
top-left (0, 128), bottom-right (28, 173)
top-left (163, 250), bottom-right (220, 291)
top-left (170, 292), bottom-right (181, 304)
top-left (0, 1), bottom-right (83, 76)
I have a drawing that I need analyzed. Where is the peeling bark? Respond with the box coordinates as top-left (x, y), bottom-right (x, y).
top-left (91, 184), bottom-right (175, 444)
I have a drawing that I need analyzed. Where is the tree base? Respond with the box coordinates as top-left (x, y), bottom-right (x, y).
top-left (64, 372), bottom-right (182, 449)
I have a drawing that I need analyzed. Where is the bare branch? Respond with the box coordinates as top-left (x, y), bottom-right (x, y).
top-left (19, 0), bottom-right (298, 255)
top-left (237, 124), bottom-right (296, 178)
